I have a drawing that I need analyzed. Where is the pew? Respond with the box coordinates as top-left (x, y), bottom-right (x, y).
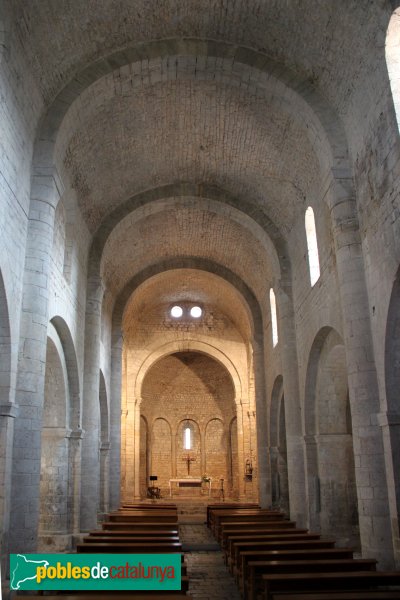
top-left (221, 527), bottom-right (308, 550)
top-left (93, 528), bottom-right (179, 537)
top-left (83, 535), bottom-right (180, 544)
top-left (230, 538), bottom-right (337, 578)
top-left (238, 546), bottom-right (355, 592)
top-left (211, 512), bottom-right (288, 538)
top-left (274, 592), bottom-right (400, 600)
top-left (225, 532), bottom-right (322, 566)
top-left (108, 512), bottom-right (178, 523)
top-left (102, 522), bottom-right (179, 531)
top-left (261, 571), bottom-right (400, 600)
top-left (244, 558), bottom-right (377, 600)
top-left (207, 502), bottom-right (259, 526)
top-left (217, 520), bottom-right (297, 545)
top-left (77, 541), bottom-right (183, 554)
top-left (14, 590), bottom-right (193, 600)
top-left (210, 509), bottom-right (285, 534)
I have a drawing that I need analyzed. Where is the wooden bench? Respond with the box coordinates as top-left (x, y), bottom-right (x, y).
top-left (225, 533), bottom-right (322, 566)
top-left (238, 546), bottom-right (355, 592)
top-left (210, 509), bottom-right (285, 534)
top-left (83, 535), bottom-right (180, 544)
top-left (93, 528), bottom-right (179, 536)
top-left (217, 520), bottom-right (297, 544)
top-left (230, 538), bottom-right (337, 577)
top-left (244, 558), bottom-right (377, 600)
top-left (261, 571), bottom-right (400, 600)
top-left (108, 514), bottom-right (178, 524)
top-left (102, 521), bottom-right (179, 531)
top-left (212, 513), bottom-right (289, 538)
top-left (76, 541), bottom-right (183, 554)
top-left (221, 527), bottom-right (308, 550)
top-left (122, 503), bottom-right (177, 509)
top-left (207, 503), bottom-right (260, 526)
top-left (273, 592), bottom-right (400, 600)
top-left (14, 590), bottom-right (193, 600)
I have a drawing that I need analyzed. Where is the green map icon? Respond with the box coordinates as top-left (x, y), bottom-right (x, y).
top-left (11, 554), bottom-right (49, 590)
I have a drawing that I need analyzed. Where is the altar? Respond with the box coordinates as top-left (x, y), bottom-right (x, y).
top-left (169, 477), bottom-right (212, 497)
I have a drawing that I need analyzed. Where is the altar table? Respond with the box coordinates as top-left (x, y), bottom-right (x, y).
top-left (169, 477), bottom-right (212, 497)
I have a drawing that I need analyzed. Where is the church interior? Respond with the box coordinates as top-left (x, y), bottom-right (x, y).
top-left (1, 0), bottom-right (400, 597)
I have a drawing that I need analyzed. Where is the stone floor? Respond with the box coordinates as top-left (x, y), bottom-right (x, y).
top-left (175, 499), bottom-right (242, 599)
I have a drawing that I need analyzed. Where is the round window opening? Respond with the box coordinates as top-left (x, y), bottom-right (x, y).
top-left (190, 306), bottom-right (202, 318)
top-left (171, 305), bottom-right (183, 318)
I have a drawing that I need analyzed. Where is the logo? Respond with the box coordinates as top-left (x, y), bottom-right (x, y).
top-left (10, 554), bottom-right (181, 591)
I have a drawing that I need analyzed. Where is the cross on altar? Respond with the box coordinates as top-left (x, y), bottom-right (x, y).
top-left (182, 453), bottom-right (196, 475)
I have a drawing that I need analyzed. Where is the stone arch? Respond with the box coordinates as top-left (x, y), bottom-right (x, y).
top-left (0, 266), bottom-right (13, 564)
top-left (150, 418), bottom-right (172, 494)
top-left (34, 40), bottom-right (351, 216)
top-left (0, 267), bottom-right (11, 405)
top-left (50, 316), bottom-right (81, 429)
top-left (135, 341), bottom-right (242, 409)
top-left (384, 265), bottom-right (400, 550)
top-left (112, 257), bottom-right (268, 505)
top-left (304, 327), bottom-right (359, 547)
top-left (270, 375), bottom-right (289, 512)
top-left (38, 328), bottom-right (70, 550)
top-left (0, 0), bottom-right (10, 65)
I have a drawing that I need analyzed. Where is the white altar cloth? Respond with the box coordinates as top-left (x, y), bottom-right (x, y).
top-left (169, 477), bottom-right (212, 497)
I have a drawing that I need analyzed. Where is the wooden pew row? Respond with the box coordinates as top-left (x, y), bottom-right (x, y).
top-left (244, 558), bottom-right (377, 600)
top-left (93, 528), bottom-right (179, 537)
top-left (262, 571), bottom-right (400, 600)
top-left (211, 511), bottom-right (287, 538)
top-left (218, 520), bottom-right (297, 545)
top-left (209, 508), bottom-right (285, 533)
top-left (238, 548), bottom-right (355, 597)
top-left (77, 541), bottom-right (183, 554)
top-left (102, 522), bottom-right (178, 531)
top-left (221, 527), bottom-right (308, 551)
top-left (206, 503), bottom-right (259, 527)
top-left (273, 592), bottom-right (400, 600)
top-left (225, 532), bottom-right (322, 567)
top-left (122, 504), bottom-right (177, 510)
top-left (108, 512), bottom-right (178, 524)
top-left (230, 539), bottom-right (337, 579)
top-left (83, 535), bottom-right (180, 544)
top-left (14, 595), bottom-right (192, 599)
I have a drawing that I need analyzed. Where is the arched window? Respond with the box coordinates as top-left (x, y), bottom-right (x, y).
top-left (305, 207), bottom-right (320, 286)
top-left (269, 288), bottom-right (278, 347)
top-left (184, 426), bottom-right (192, 450)
top-left (386, 9), bottom-right (400, 131)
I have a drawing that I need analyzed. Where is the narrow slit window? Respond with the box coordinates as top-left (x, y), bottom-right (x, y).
top-left (305, 206), bottom-right (320, 286)
top-left (184, 427), bottom-right (191, 450)
top-left (270, 288), bottom-right (278, 348)
top-left (386, 9), bottom-right (400, 132)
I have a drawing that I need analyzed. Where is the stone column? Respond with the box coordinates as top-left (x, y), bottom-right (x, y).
top-left (329, 182), bottom-right (393, 567)
top-left (109, 327), bottom-right (122, 510)
top-left (9, 171), bottom-right (62, 552)
top-left (67, 428), bottom-right (83, 538)
top-left (275, 286), bottom-right (308, 527)
top-left (99, 441), bottom-right (110, 517)
top-left (0, 403), bottom-right (18, 573)
top-left (80, 275), bottom-right (104, 531)
top-left (133, 403), bottom-right (141, 500)
top-left (253, 341), bottom-right (270, 507)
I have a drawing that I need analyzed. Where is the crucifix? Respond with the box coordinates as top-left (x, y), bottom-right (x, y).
top-left (182, 453), bottom-right (196, 475)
